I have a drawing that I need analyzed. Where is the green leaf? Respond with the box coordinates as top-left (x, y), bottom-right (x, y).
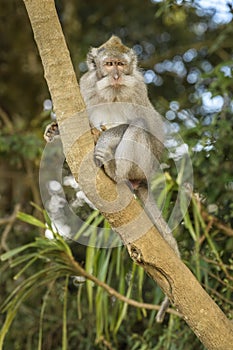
top-left (17, 211), bottom-right (46, 228)
top-left (62, 276), bottom-right (69, 350)
top-left (1, 243), bottom-right (35, 261)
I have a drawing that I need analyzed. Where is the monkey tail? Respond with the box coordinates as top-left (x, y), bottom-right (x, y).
top-left (155, 296), bottom-right (170, 323)
top-left (135, 185), bottom-right (181, 322)
top-left (136, 186), bottom-right (180, 257)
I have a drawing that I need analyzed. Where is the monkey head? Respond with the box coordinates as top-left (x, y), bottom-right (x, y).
top-left (86, 36), bottom-right (138, 86)
top-left (80, 35), bottom-right (149, 105)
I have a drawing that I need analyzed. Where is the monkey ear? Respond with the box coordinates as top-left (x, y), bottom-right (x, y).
top-left (130, 49), bottom-right (138, 71)
top-left (86, 47), bottom-right (98, 71)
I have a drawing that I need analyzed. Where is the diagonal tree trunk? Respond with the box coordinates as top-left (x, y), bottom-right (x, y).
top-left (23, 1), bottom-right (233, 349)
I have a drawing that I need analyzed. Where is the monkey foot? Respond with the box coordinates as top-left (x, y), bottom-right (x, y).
top-left (129, 180), bottom-right (142, 190)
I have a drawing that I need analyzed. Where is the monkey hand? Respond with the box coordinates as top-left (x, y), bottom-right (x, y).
top-left (44, 121), bottom-right (60, 142)
top-left (90, 124), bottom-right (107, 144)
top-left (91, 126), bottom-right (101, 144)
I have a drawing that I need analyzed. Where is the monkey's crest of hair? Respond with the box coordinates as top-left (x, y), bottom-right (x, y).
top-left (86, 35), bottom-right (137, 71)
top-left (98, 35), bottom-right (131, 54)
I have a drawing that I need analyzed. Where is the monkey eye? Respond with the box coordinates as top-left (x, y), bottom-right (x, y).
top-left (105, 61), bottom-right (113, 66)
top-left (104, 61), bottom-right (126, 67)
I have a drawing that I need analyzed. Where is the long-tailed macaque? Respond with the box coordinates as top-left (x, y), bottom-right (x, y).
top-left (45, 36), bottom-right (180, 322)
top-left (79, 36), bottom-right (180, 322)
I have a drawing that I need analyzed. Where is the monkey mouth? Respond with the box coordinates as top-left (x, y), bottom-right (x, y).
top-left (96, 76), bottom-right (128, 97)
top-left (111, 84), bottom-right (122, 89)
top-left (110, 79), bottom-right (123, 87)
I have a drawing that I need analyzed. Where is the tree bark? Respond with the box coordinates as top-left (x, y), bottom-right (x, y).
top-left (23, 1), bottom-right (233, 349)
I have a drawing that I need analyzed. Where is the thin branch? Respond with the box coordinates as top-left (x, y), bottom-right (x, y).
top-left (24, 159), bottom-right (42, 209)
top-left (203, 284), bottom-right (233, 307)
top-left (142, 39), bottom-right (232, 68)
top-left (192, 193), bottom-right (233, 237)
top-left (0, 204), bottom-right (21, 252)
top-left (142, 40), bottom-right (213, 68)
top-left (68, 254), bottom-right (181, 318)
top-left (201, 267), bottom-right (233, 292)
top-left (202, 256), bottom-right (233, 282)
top-left (0, 107), bottom-right (14, 133)
top-left (201, 210), bottom-right (233, 237)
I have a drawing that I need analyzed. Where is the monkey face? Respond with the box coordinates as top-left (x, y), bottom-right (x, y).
top-left (81, 35), bottom-right (146, 104)
top-left (86, 36), bottom-right (137, 84)
top-left (102, 58), bottom-right (129, 86)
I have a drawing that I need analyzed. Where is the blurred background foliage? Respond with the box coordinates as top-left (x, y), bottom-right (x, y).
top-left (0, 0), bottom-right (233, 349)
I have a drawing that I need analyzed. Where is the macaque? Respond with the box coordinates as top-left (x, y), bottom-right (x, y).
top-left (79, 35), bottom-right (164, 189)
top-left (45, 35), bottom-right (180, 322)
top-left (79, 36), bottom-right (180, 322)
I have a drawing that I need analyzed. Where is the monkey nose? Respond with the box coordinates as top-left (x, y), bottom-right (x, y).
top-left (113, 73), bottom-right (119, 80)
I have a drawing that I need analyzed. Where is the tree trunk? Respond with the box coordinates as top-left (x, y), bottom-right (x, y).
top-left (23, 1), bottom-right (233, 349)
